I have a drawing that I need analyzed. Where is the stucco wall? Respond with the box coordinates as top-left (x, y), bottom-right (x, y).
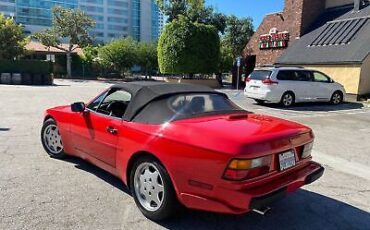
top-left (326, 0), bottom-right (353, 8)
top-left (359, 54), bottom-right (370, 95)
top-left (301, 65), bottom-right (362, 94)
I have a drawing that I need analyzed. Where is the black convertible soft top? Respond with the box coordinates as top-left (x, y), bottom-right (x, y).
top-left (110, 82), bottom-right (226, 121)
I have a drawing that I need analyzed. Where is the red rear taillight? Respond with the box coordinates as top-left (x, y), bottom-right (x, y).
top-left (262, 79), bottom-right (278, 85)
top-left (245, 76), bottom-right (251, 82)
top-left (223, 156), bottom-right (272, 181)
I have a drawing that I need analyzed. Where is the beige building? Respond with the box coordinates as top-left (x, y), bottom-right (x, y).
top-left (276, 0), bottom-right (370, 98)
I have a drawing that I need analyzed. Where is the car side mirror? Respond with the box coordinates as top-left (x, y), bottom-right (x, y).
top-left (71, 102), bottom-right (86, 113)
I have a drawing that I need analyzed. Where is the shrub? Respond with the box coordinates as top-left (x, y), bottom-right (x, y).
top-left (158, 16), bottom-right (220, 75)
top-left (0, 60), bottom-right (51, 74)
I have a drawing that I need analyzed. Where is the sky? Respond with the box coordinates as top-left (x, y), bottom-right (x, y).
top-left (205, 0), bottom-right (284, 28)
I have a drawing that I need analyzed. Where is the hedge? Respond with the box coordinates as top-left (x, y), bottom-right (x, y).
top-left (0, 60), bottom-right (52, 74)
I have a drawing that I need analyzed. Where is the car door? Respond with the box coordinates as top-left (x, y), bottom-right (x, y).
top-left (70, 89), bottom-right (131, 167)
top-left (310, 71), bottom-right (333, 101)
top-left (296, 70), bottom-right (316, 101)
top-left (276, 70), bottom-right (309, 102)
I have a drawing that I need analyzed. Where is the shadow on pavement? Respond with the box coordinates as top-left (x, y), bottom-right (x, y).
top-left (0, 128), bottom-right (10, 131)
top-left (159, 189), bottom-right (370, 230)
top-left (262, 102), bottom-right (364, 112)
top-left (60, 156), bottom-right (131, 195)
top-left (57, 156), bottom-right (370, 230)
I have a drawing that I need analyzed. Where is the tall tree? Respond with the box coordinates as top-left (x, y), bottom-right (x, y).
top-left (0, 14), bottom-right (28, 60)
top-left (156, 0), bottom-right (227, 33)
top-left (223, 15), bottom-right (254, 59)
top-left (158, 16), bottom-right (220, 75)
top-left (98, 37), bottom-right (138, 75)
top-left (34, 6), bottom-right (95, 78)
top-left (137, 42), bottom-right (158, 78)
top-left (156, 0), bottom-right (186, 22)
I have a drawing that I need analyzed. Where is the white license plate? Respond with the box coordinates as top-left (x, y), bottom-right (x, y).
top-left (279, 151), bottom-right (296, 171)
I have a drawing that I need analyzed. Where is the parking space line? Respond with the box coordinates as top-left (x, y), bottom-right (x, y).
top-left (313, 150), bottom-right (370, 181)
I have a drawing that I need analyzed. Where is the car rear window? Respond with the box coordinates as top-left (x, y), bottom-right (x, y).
top-left (249, 70), bottom-right (272, 80)
top-left (133, 93), bottom-right (244, 124)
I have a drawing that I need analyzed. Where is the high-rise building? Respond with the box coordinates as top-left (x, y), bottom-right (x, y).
top-left (0, 0), bottom-right (163, 43)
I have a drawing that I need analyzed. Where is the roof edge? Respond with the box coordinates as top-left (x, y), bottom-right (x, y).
top-left (275, 61), bottom-right (363, 66)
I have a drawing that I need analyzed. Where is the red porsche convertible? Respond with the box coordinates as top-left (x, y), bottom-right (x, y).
top-left (41, 82), bottom-right (324, 220)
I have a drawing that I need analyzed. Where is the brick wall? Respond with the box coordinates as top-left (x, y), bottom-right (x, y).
top-left (242, 0), bottom-right (326, 66)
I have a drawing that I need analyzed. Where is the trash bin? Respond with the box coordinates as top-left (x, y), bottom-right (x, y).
top-left (32, 74), bottom-right (43, 85)
top-left (22, 73), bottom-right (32, 85)
top-left (11, 73), bottom-right (22, 85)
top-left (0, 73), bottom-right (12, 84)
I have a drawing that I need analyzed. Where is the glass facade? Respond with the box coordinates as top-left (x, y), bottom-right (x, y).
top-left (151, 0), bottom-right (162, 40)
top-left (16, 0), bottom-right (78, 27)
top-left (0, 0), bottom-right (15, 18)
top-left (0, 0), bottom-right (162, 42)
top-left (131, 0), bottom-right (141, 41)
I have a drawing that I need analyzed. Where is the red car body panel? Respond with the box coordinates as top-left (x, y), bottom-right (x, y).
top-left (44, 101), bottom-right (323, 214)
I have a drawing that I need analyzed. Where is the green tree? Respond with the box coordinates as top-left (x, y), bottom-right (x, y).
top-left (0, 14), bottom-right (28, 59)
top-left (156, 0), bottom-right (186, 22)
top-left (158, 16), bottom-right (220, 75)
top-left (223, 15), bottom-right (254, 59)
top-left (156, 0), bottom-right (226, 33)
top-left (219, 41), bottom-right (233, 73)
top-left (98, 37), bottom-right (138, 75)
top-left (81, 45), bottom-right (99, 65)
top-left (137, 42), bottom-right (158, 78)
top-left (34, 6), bottom-right (95, 78)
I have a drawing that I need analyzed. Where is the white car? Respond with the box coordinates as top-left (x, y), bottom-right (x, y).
top-left (244, 67), bottom-right (346, 107)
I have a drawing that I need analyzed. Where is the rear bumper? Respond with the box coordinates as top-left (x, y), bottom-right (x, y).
top-left (179, 162), bottom-right (324, 214)
top-left (244, 89), bottom-right (280, 103)
top-left (249, 166), bottom-right (324, 210)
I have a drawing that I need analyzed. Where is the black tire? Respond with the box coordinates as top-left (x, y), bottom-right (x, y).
top-left (130, 156), bottom-right (180, 221)
top-left (280, 92), bottom-right (295, 107)
top-left (41, 118), bottom-right (66, 159)
top-left (254, 99), bottom-right (265, 105)
top-left (331, 91), bottom-right (343, 105)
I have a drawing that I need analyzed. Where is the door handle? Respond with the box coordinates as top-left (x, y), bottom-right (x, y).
top-left (106, 126), bottom-right (118, 135)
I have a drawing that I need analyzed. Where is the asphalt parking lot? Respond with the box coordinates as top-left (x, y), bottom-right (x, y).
top-left (1, 79), bottom-right (370, 230)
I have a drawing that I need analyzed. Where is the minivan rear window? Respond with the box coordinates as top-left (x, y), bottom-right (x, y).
top-left (249, 70), bottom-right (272, 80)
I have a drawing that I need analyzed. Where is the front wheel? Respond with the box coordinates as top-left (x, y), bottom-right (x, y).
top-left (130, 157), bottom-right (180, 221)
top-left (331, 91), bottom-right (343, 105)
top-left (41, 118), bottom-right (66, 158)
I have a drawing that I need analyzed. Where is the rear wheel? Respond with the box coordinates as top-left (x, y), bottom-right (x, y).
top-left (130, 156), bottom-right (179, 221)
top-left (331, 91), bottom-right (343, 105)
top-left (281, 92), bottom-right (295, 107)
top-left (41, 118), bottom-right (66, 158)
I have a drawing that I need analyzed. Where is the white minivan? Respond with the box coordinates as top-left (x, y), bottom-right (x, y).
top-left (244, 67), bottom-right (346, 107)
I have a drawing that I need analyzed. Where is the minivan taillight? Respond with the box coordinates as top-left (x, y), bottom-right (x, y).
top-left (262, 79), bottom-right (278, 85)
top-left (245, 76), bottom-right (251, 82)
top-left (223, 156), bottom-right (272, 181)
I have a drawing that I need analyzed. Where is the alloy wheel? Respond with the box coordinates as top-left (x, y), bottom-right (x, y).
top-left (134, 162), bottom-right (165, 212)
top-left (282, 93), bottom-right (294, 107)
top-left (43, 124), bottom-right (63, 155)
top-left (332, 92), bottom-right (342, 105)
